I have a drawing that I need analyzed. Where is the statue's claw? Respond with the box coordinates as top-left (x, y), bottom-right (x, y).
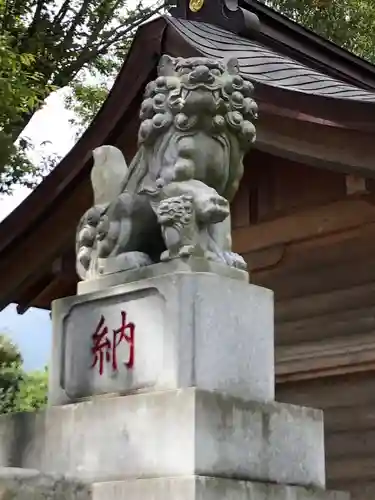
top-left (223, 252), bottom-right (247, 271)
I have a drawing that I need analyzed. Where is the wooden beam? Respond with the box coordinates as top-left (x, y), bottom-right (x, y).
top-left (329, 457), bottom-right (375, 483)
top-left (31, 277), bottom-right (75, 311)
top-left (233, 197), bottom-right (375, 254)
top-left (324, 405), bottom-right (375, 434)
top-left (244, 245), bottom-right (285, 272)
top-left (276, 333), bottom-right (375, 383)
top-left (15, 251), bottom-right (78, 313)
top-left (276, 372), bottom-right (375, 409)
top-left (275, 282), bottom-right (375, 324)
top-left (276, 305), bottom-right (375, 347)
top-left (346, 174), bottom-right (369, 195)
top-left (15, 274), bottom-right (54, 314)
top-left (255, 104), bottom-right (375, 178)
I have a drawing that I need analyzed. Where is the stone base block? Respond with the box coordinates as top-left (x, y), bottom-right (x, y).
top-left (0, 389), bottom-right (324, 488)
top-left (0, 467), bottom-right (90, 499)
top-left (50, 271), bottom-right (274, 405)
top-left (91, 476), bottom-right (348, 500)
top-left (77, 257), bottom-right (249, 295)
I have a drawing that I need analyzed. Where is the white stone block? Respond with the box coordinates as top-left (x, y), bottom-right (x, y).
top-left (49, 271), bottom-right (274, 405)
top-left (0, 389), bottom-right (325, 488)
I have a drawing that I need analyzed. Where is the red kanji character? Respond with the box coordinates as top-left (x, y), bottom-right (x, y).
top-left (91, 315), bottom-right (112, 375)
top-left (91, 312), bottom-right (135, 375)
top-left (112, 311), bottom-right (135, 370)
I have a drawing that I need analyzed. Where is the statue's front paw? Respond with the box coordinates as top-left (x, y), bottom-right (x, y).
top-left (223, 252), bottom-right (247, 271)
top-left (160, 249), bottom-right (172, 261)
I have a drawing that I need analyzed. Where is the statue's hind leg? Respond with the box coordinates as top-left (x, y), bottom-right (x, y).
top-left (96, 193), bottom-right (164, 276)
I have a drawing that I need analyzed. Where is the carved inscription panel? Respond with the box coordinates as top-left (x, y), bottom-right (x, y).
top-left (61, 288), bottom-right (165, 399)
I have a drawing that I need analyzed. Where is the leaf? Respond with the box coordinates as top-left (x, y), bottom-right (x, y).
top-left (0, 334), bottom-right (48, 414)
top-left (266, 0), bottom-right (375, 63)
top-left (0, 0), bottom-right (163, 193)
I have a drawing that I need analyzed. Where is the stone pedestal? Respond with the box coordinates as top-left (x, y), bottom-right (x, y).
top-left (0, 389), bottom-right (324, 486)
top-left (0, 267), bottom-right (349, 500)
top-left (49, 269), bottom-right (274, 405)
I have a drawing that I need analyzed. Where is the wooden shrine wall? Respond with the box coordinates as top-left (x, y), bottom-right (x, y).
top-left (231, 151), bottom-right (375, 500)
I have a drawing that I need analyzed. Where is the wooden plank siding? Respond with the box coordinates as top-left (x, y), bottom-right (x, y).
top-left (278, 375), bottom-right (375, 500)
top-left (230, 154), bottom-right (375, 500)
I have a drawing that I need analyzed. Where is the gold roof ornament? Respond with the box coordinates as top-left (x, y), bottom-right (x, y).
top-left (189, 0), bottom-right (204, 13)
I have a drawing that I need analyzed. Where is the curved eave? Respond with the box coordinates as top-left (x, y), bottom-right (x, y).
top-left (165, 17), bottom-right (375, 107)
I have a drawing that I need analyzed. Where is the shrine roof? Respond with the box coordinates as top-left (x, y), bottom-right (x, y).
top-left (166, 16), bottom-right (375, 103)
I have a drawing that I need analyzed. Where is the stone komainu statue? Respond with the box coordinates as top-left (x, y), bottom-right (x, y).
top-left (76, 55), bottom-right (258, 280)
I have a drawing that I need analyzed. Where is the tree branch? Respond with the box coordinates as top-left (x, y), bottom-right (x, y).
top-left (61, 0), bottom-right (92, 52)
top-left (53, 2), bottom-right (163, 84)
top-left (53, 0), bottom-right (71, 26)
top-left (96, 2), bottom-right (164, 53)
top-left (27, 0), bottom-right (47, 37)
top-left (83, 0), bottom-right (124, 52)
top-left (1, 0), bottom-right (16, 31)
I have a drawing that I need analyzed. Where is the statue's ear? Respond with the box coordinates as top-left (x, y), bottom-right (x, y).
top-left (226, 57), bottom-right (240, 75)
top-left (158, 54), bottom-right (176, 76)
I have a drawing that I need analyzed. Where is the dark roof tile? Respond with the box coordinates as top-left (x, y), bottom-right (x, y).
top-left (166, 17), bottom-right (375, 102)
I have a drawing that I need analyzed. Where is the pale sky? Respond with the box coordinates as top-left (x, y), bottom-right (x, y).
top-left (0, 89), bottom-right (77, 220)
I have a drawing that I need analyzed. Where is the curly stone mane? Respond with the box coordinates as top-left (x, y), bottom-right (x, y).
top-left (122, 55), bottom-right (257, 200)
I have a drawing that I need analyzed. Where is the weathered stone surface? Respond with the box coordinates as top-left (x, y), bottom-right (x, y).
top-left (0, 472), bottom-right (347, 500)
top-left (91, 476), bottom-right (348, 500)
top-left (50, 272), bottom-right (274, 405)
top-left (0, 467), bottom-right (90, 499)
top-left (0, 389), bottom-right (324, 487)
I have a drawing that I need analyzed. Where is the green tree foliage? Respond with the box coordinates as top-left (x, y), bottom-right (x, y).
top-left (16, 367), bottom-right (48, 412)
top-left (265, 0), bottom-right (375, 64)
top-left (0, 334), bottom-right (24, 414)
top-left (0, 30), bottom-right (56, 193)
top-left (0, 0), bottom-right (163, 193)
top-left (0, 334), bottom-right (48, 414)
top-left (65, 79), bottom-right (112, 138)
